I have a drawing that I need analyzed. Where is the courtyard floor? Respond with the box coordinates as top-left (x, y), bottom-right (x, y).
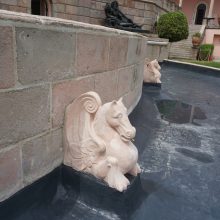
top-left (1, 62), bottom-right (220, 220)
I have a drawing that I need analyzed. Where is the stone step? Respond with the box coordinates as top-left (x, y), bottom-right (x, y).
top-left (169, 53), bottom-right (195, 56)
top-left (170, 46), bottom-right (192, 48)
top-left (170, 47), bottom-right (192, 50)
top-left (170, 49), bottom-right (196, 52)
top-left (169, 54), bottom-right (195, 58)
top-left (171, 44), bottom-right (193, 47)
top-left (170, 52), bottom-right (195, 56)
top-left (169, 51), bottom-right (198, 57)
top-left (170, 46), bottom-right (193, 49)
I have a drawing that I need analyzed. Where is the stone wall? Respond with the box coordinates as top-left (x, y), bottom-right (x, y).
top-left (0, 0), bottom-right (179, 32)
top-left (0, 10), bottom-right (148, 202)
top-left (0, 0), bottom-right (30, 13)
top-left (145, 35), bottom-right (170, 61)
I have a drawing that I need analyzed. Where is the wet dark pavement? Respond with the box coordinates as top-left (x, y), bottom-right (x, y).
top-left (1, 62), bottom-right (220, 220)
top-left (129, 62), bottom-right (220, 220)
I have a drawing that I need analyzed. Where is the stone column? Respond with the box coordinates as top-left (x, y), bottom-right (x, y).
top-left (208, 0), bottom-right (215, 18)
top-left (179, 0), bottom-right (183, 7)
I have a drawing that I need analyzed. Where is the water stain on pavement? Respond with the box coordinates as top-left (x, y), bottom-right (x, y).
top-left (175, 148), bottom-right (214, 163)
top-left (156, 100), bottom-right (207, 124)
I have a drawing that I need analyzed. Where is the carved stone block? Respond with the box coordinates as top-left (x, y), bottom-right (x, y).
top-left (143, 59), bottom-right (162, 84)
top-left (63, 91), bottom-right (140, 192)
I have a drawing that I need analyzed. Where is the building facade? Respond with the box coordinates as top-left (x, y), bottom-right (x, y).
top-left (175, 0), bottom-right (220, 60)
top-left (175, 0), bottom-right (220, 26)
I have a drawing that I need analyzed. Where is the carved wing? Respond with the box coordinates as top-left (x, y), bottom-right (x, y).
top-left (63, 92), bottom-right (106, 171)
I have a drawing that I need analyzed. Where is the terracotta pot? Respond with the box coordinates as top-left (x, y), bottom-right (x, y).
top-left (192, 36), bottom-right (201, 47)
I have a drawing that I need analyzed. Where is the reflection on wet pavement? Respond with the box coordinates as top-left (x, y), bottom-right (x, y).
top-left (156, 100), bottom-right (207, 124)
top-left (1, 62), bottom-right (220, 220)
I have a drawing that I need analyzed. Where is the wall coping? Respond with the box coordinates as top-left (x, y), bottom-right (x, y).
top-left (166, 59), bottom-right (220, 71)
top-left (147, 41), bottom-right (169, 46)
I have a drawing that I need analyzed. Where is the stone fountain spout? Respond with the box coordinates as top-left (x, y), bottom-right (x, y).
top-left (63, 91), bottom-right (141, 192)
top-left (144, 59), bottom-right (162, 84)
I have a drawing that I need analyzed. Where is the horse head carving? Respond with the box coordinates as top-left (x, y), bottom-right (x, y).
top-left (64, 92), bottom-right (140, 192)
top-left (144, 59), bottom-right (161, 83)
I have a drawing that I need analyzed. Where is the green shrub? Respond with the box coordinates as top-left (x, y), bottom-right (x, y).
top-left (157, 11), bottom-right (189, 42)
top-left (198, 44), bottom-right (214, 61)
top-left (199, 44), bottom-right (214, 54)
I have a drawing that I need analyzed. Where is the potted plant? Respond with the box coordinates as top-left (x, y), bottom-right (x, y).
top-left (192, 32), bottom-right (201, 47)
top-left (198, 44), bottom-right (214, 61)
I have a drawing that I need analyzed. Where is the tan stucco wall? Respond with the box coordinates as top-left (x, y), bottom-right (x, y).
top-left (176, 0), bottom-right (220, 25)
top-left (203, 29), bottom-right (220, 60)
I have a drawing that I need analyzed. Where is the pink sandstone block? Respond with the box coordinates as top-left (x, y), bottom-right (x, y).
top-left (78, 0), bottom-right (91, 8)
top-left (123, 86), bottom-right (142, 110)
top-left (52, 76), bottom-right (95, 127)
top-left (76, 33), bottom-right (109, 76)
top-left (133, 16), bottom-right (145, 25)
top-left (109, 37), bottom-right (128, 70)
top-left (65, 14), bottom-right (77, 20)
top-left (77, 15), bottom-right (90, 23)
top-left (0, 26), bottom-right (15, 89)
top-left (136, 61), bottom-right (145, 86)
top-left (54, 4), bottom-right (65, 13)
top-left (95, 2), bottom-right (106, 10)
top-left (16, 27), bottom-right (75, 84)
top-left (141, 38), bottom-right (148, 59)
top-left (118, 0), bottom-right (125, 5)
top-left (127, 37), bottom-right (142, 65)
top-left (128, 0), bottom-right (135, 8)
top-left (0, 85), bottom-right (50, 148)
top-left (0, 0), bottom-right (17, 6)
top-left (9, 5), bottom-right (27, 13)
top-left (77, 7), bottom-right (90, 16)
top-left (135, 1), bottom-right (145, 9)
top-left (117, 66), bottom-right (135, 96)
top-left (17, 0), bottom-right (29, 7)
top-left (65, 5), bottom-right (77, 14)
top-left (89, 18), bottom-right (102, 25)
top-left (65, 0), bottom-right (77, 4)
top-left (22, 129), bottom-right (63, 184)
top-left (0, 146), bottom-right (23, 202)
top-left (55, 0), bottom-right (65, 3)
top-left (90, 9), bottom-right (105, 19)
top-left (94, 70), bottom-right (117, 104)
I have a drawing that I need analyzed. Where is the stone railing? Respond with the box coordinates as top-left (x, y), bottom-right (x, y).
top-left (0, 10), bottom-right (148, 201)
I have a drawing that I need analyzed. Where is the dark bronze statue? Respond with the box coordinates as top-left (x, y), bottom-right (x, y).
top-left (104, 1), bottom-right (148, 33)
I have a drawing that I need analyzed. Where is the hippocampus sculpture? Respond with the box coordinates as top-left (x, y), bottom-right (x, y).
top-left (144, 59), bottom-right (162, 84)
top-left (63, 92), bottom-right (140, 192)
